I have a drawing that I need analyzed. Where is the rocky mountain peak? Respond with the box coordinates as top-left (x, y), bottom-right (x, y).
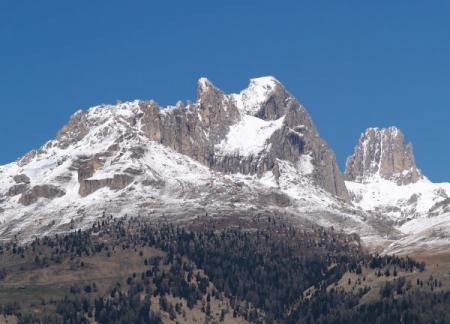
top-left (197, 77), bottom-right (222, 101)
top-left (195, 77), bottom-right (239, 132)
top-left (345, 126), bottom-right (422, 184)
top-left (231, 76), bottom-right (292, 120)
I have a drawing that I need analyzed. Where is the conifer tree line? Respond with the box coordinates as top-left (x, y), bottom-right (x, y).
top-left (0, 215), bottom-right (448, 323)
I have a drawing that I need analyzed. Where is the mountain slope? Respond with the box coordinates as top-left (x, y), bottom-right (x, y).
top-left (345, 127), bottom-right (450, 221)
top-left (0, 77), bottom-right (366, 243)
top-left (345, 127), bottom-right (450, 253)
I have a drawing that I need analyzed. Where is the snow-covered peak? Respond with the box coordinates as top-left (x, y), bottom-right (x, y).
top-left (345, 126), bottom-right (450, 237)
top-left (197, 77), bottom-right (223, 101)
top-left (248, 75), bottom-right (280, 89)
top-left (231, 76), bottom-right (288, 117)
top-left (363, 126), bottom-right (402, 140)
top-left (197, 77), bottom-right (216, 90)
top-left (3, 76), bottom-right (450, 254)
top-left (0, 77), bottom-right (355, 243)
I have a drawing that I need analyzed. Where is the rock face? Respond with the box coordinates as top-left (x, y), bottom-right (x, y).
top-left (267, 101), bottom-right (349, 199)
top-left (127, 76), bottom-right (348, 200)
top-left (345, 127), bottom-right (422, 184)
top-left (56, 110), bottom-right (91, 149)
top-left (19, 185), bottom-right (66, 206)
top-left (13, 174), bottom-right (30, 184)
top-left (79, 174), bottom-right (134, 197)
top-left (232, 76), bottom-right (292, 120)
top-left (135, 79), bottom-right (241, 167)
top-left (7, 184), bottom-right (28, 196)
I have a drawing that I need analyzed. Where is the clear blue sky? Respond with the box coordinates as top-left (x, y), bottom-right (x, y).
top-left (1, 1), bottom-right (449, 182)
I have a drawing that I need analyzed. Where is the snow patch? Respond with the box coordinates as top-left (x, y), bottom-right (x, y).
top-left (215, 115), bottom-right (284, 156)
top-left (346, 175), bottom-right (450, 221)
top-left (231, 76), bottom-right (280, 116)
top-left (298, 154), bottom-right (314, 175)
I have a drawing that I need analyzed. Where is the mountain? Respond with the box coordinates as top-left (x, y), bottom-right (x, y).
top-left (345, 127), bottom-right (422, 185)
top-left (0, 77), bottom-right (449, 255)
top-left (0, 77), bottom-right (367, 243)
top-left (345, 127), bottom-right (450, 253)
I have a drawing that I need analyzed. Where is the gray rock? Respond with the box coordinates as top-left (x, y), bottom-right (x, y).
top-left (73, 155), bottom-right (107, 182)
top-left (124, 168), bottom-right (144, 175)
top-left (140, 79), bottom-right (240, 167)
top-left (56, 110), bottom-right (90, 149)
top-left (429, 198), bottom-right (450, 214)
top-left (345, 127), bottom-right (422, 184)
top-left (252, 80), bottom-right (292, 120)
top-left (7, 184), bottom-right (29, 196)
top-left (19, 185), bottom-right (66, 206)
top-left (269, 103), bottom-right (349, 200)
top-left (407, 193), bottom-right (420, 205)
top-left (17, 150), bottom-right (37, 167)
top-left (55, 173), bottom-right (73, 183)
top-left (129, 147), bottom-right (145, 159)
top-left (258, 192), bottom-right (291, 207)
top-left (141, 179), bottom-right (165, 188)
top-left (13, 174), bottom-right (30, 184)
top-left (79, 174), bottom-right (134, 197)
top-left (197, 78), bottom-right (241, 142)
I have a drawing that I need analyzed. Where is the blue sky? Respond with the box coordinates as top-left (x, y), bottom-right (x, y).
top-left (1, 1), bottom-right (449, 181)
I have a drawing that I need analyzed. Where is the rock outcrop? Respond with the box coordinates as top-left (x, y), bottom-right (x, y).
top-left (345, 127), bottom-right (422, 184)
top-left (7, 184), bottom-right (28, 196)
top-left (267, 100), bottom-right (349, 199)
top-left (232, 76), bottom-right (292, 120)
top-left (79, 174), bottom-right (134, 197)
top-left (13, 174), bottom-right (30, 184)
top-left (56, 110), bottom-right (91, 149)
top-left (139, 78), bottom-right (241, 167)
top-left (19, 185), bottom-right (66, 206)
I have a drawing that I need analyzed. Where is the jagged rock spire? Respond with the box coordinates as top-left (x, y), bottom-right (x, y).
top-left (345, 127), bottom-right (422, 184)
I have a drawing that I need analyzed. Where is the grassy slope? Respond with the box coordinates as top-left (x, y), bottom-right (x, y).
top-left (328, 252), bottom-right (450, 304)
top-left (0, 236), bottom-right (250, 323)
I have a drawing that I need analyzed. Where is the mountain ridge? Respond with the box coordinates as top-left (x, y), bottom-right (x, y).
top-left (0, 76), bottom-right (449, 255)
